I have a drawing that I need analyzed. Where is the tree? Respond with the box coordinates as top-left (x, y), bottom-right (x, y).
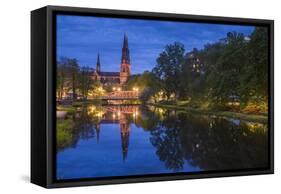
top-left (61, 58), bottom-right (79, 100)
top-left (180, 48), bottom-right (207, 101)
top-left (57, 61), bottom-right (67, 100)
top-left (153, 42), bottom-right (185, 99)
top-left (125, 71), bottom-right (163, 103)
top-left (206, 32), bottom-right (247, 107)
top-left (78, 66), bottom-right (95, 100)
top-left (239, 27), bottom-right (268, 112)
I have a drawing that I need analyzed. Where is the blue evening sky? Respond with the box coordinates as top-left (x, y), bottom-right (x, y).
top-left (57, 15), bottom-right (255, 74)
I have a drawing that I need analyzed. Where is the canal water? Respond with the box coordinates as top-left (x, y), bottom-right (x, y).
top-left (56, 105), bottom-right (268, 180)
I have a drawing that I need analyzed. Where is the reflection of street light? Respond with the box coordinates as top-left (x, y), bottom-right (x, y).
top-left (133, 110), bottom-right (138, 118)
top-left (133, 87), bottom-right (139, 92)
top-left (133, 107), bottom-right (138, 122)
top-left (97, 86), bottom-right (104, 93)
top-left (158, 108), bottom-right (164, 114)
top-left (113, 87), bottom-right (116, 91)
top-left (97, 112), bottom-right (103, 117)
top-left (117, 87), bottom-right (121, 91)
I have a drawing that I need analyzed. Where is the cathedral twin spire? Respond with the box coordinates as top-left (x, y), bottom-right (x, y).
top-left (121, 33), bottom-right (130, 64)
top-left (96, 33), bottom-right (131, 84)
top-left (96, 53), bottom-right (101, 72)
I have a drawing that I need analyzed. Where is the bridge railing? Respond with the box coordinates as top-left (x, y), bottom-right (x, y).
top-left (101, 90), bottom-right (139, 99)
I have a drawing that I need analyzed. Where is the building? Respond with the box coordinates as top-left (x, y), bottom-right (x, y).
top-left (186, 50), bottom-right (205, 75)
top-left (94, 34), bottom-right (131, 85)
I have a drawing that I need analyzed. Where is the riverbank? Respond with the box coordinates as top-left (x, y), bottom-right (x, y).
top-left (150, 103), bottom-right (268, 124)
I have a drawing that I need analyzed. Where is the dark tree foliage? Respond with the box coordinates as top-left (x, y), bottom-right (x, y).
top-left (240, 27), bottom-right (269, 105)
top-left (57, 57), bottom-right (80, 100)
top-left (57, 57), bottom-right (101, 101)
top-left (78, 66), bottom-right (96, 100)
top-left (153, 42), bottom-right (185, 99)
top-left (146, 27), bottom-right (268, 113)
top-left (180, 48), bottom-right (206, 101)
top-left (206, 32), bottom-right (247, 105)
top-left (57, 61), bottom-right (67, 100)
top-left (125, 71), bottom-right (163, 103)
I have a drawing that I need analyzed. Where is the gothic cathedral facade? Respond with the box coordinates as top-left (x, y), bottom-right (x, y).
top-left (94, 34), bottom-right (131, 85)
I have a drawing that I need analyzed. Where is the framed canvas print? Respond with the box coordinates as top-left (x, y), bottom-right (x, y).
top-left (31, 5), bottom-right (274, 188)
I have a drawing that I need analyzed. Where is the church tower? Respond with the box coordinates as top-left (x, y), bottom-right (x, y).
top-left (96, 54), bottom-right (101, 73)
top-left (120, 34), bottom-right (131, 84)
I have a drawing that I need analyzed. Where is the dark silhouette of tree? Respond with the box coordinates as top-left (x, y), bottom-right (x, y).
top-left (153, 42), bottom-right (185, 99)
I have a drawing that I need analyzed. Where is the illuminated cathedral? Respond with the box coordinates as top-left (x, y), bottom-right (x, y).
top-left (94, 34), bottom-right (131, 85)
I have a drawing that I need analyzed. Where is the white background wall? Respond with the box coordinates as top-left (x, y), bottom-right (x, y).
top-left (0, 0), bottom-right (279, 193)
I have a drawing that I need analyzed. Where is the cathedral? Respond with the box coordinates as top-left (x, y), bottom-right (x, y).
top-left (94, 34), bottom-right (131, 85)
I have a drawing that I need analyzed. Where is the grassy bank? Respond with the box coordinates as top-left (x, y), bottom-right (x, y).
top-left (151, 102), bottom-right (268, 123)
top-left (57, 119), bottom-right (73, 149)
top-left (57, 105), bottom-right (76, 113)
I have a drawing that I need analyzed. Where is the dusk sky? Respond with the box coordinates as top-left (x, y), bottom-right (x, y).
top-left (57, 15), bottom-right (255, 74)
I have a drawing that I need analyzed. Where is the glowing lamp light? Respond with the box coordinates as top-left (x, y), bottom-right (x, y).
top-left (158, 108), bottom-right (164, 113)
top-left (98, 112), bottom-right (103, 117)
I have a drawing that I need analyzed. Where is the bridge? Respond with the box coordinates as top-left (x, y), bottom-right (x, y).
top-left (101, 90), bottom-right (139, 100)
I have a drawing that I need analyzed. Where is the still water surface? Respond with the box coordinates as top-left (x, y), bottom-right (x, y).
top-left (56, 105), bottom-right (268, 180)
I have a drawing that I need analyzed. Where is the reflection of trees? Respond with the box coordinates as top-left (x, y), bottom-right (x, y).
top-left (134, 106), bottom-right (162, 131)
top-left (57, 104), bottom-right (268, 172)
top-left (73, 107), bottom-right (95, 139)
top-left (57, 106), bottom-right (101, 151)
top-left (150, 111), bottom-right (184, 171)
top-left (147, 110), bottom-right (268, 171)
top-left (178, 114), bottom-right (268, 170)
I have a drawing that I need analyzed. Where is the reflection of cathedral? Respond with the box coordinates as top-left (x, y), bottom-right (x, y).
top-left (93, 106), bottom-right (139, 161)
top-left (119, 114), bottom-right (130, 161)
top-left (94, 113), bottom-right (131, 161)
top-left (93, 34), bottom-right (131, 85)
top-left (94, 124), bottom-right (100, 143)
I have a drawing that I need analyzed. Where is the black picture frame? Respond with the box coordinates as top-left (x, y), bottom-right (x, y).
top-left (31, 5), bottom-right (274, 188)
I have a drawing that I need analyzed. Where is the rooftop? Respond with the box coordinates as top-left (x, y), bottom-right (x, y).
top-left (98, 71), bottom-right (120, 77)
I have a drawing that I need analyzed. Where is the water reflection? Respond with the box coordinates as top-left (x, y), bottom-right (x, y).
top-left (56, 105), bottom-right (268, 179)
